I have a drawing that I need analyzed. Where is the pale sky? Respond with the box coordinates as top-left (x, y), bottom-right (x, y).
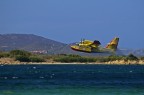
top-left (0, 0), bottom-right (144, 49)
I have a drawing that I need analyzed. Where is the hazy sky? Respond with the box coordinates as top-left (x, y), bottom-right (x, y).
top-left (0, 0), bottom-right (144, 49)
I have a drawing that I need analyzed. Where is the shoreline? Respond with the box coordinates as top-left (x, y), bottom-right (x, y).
top-left (0, 58), bottom-right (144, 65)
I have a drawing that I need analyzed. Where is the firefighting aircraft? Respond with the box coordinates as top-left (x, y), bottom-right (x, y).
top-left (71, 37), bottom-right (119, 53)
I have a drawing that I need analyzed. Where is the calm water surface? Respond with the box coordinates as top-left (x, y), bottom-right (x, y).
top-left (0, 64), bottom-right (144, 95)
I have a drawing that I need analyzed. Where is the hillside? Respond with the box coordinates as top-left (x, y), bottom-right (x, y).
top-left (0, 34), bottom-right (67, 53)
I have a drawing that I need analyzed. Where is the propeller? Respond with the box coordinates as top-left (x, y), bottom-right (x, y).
top-left (80, 38), bottom-right (85, 44)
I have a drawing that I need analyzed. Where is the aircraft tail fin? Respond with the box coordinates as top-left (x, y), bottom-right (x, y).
top-left (106, 37), bottom-right (119, 51)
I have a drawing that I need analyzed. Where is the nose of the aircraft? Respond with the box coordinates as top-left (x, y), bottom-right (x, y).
top-left (70, 45), bottom-right (75, 49)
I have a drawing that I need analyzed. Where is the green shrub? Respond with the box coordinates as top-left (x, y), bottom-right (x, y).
top-left (0, 52), bottom-right (10, 58)
top-left (107, 55), bottom-right (125, 61)
top-left (10, 50), bottom-right (31, 57)
top-left (68, 54), bottom-right (81, 57)
top-left (96, 57), bottom-right (109, 62)
top-left (140, 56), bottom-right (144, 60)
top-left (15, 55), bottom-right (45, 62)
top-left (15, 55), bottom-right (30, 62)
top-left (54, 56), bottom-right (71, 63)
top-left (126, 54), bottom-right (138, 60)
top-left (54, 56), bottom-right (97, 63)
top-left (29, 56), bottom-right (45, 62)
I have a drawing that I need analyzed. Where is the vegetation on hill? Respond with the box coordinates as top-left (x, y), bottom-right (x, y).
top-left (0, 50), bottom-right (144, 64)
top-left (54, 54), bottom-right (96, 63)
top-left (53, 54), bottom-right (140, 63)
top-left (0, 50), bottom-right (45, 62)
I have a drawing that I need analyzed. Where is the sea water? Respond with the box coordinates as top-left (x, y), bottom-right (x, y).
top-left (0, 64), bottom-right (144, 95)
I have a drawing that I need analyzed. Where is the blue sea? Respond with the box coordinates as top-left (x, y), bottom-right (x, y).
top-left (0, 64), bottom-right (144, 95)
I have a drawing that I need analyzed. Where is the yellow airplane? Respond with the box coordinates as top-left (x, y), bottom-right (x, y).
top-left (71, 37), bottom-right (119, 53)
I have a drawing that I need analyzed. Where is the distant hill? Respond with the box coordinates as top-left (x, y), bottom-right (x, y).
top-left (0, 34), bottom-right (67, 53)
top-left (116, 49), bottom-right (144, 56)
top-left (0, 34), bottom-right (144, 56)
